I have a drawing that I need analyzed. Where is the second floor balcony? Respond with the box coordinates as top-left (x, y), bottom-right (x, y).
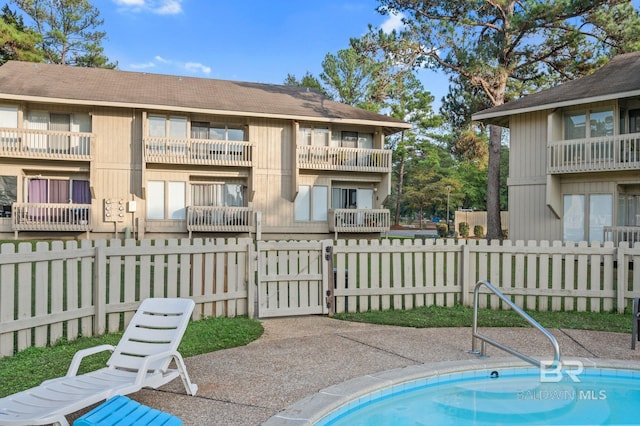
top-left (144, 137), bottom-right (253, 167)
top-left (0, 127), bottom-right (93, 161)
top-left (547, 133), bottom-right (640, 174)
top-left (297, 145), bottom-right (392, 172)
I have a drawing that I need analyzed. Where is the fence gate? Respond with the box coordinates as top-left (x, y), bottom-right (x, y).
top-left (256, 240), bottom-right (331, 318)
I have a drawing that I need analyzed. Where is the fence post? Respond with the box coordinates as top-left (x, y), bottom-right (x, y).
top-left (617, 243), bottom-right (628, 314)
top-left (247, 240), bottom-right (257, 318)
top-left (460, 241), bottom-right (470, 306)
top-left (93, 243), bottom-right (107, 335)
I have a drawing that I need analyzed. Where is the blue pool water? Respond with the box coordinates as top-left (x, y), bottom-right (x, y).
top-left (316, 367), bottom-right (640, 425)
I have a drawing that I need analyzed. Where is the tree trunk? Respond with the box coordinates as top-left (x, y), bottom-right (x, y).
top-left (486, 124), bottom-right (503, 240)
top-left (394, 156), bottom-right (406, 226)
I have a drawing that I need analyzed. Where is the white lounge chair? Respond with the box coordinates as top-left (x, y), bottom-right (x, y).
top-left (0, 298), bottom-right (198, 426)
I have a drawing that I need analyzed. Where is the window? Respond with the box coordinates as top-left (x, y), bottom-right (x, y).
top-left (148, 115), bottom-right (187, 138)
top-left (330, 131), bottom-right (374, 148)
top-left (618, 194), bottom-right (640, 226)
top-left (0, 105), bottom-right (17, 128)
top-left (563, 194), bottom-right (612, 243)
top-left (0, 176), bottom-right (17, 217)
top-left (295, 185), bottom-right (327, 221)
top-left (209, 125), bottom-right (245, 141)
top-left (147, 180), bottom-right (186, 220)
top-left (26, 178), bottom-right (90, 204)
top-left (298, 127), bottom-right (329, 146)
top-left (191, 183), bottom-right (245, 207)
top-left (564, 109), bottom-right (614, 139)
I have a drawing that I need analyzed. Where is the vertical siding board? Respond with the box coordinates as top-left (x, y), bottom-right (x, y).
top-left (576, 241), bottom-right (589, 311)
top-left (17, 243), bottom-right (32, 351)
top-left (34, 242), bottom-right (49, 346)
top-left (122, 239), bottom-right (138, 325)
top-left (359, 239), bottom-right (370, 311)
top-left (190, 239), bottom-right (204, 320)
top-left (347, 240), bottom-right (358, 313)
top-left (380, 239), bottom-right (391, 310)
top-left (152, 240), bottom-right (167, 299)
top-left (179, 238), bottom-right (192, 299)
top-left (433, 239), bottom-right (445, 306)
top-left (414, 239), bottom-right (425, 308)
top-left (538, 240), bottom-right (550, 311)
top-left (369, 239), bottom-right (380, 311)
top-left (226, 239), bottom-right (239, 317)
top-left (65, 241), bottom-right (79, 341)
top-left (202, 240), bottom-right (216, 316)
top-left (165, 239), bottom-right (179, 299)
top-left (602, 243), bottom-right (614, 312)
top-left (525, 241), bottom-right (538, 310)
top-left (423, 239), bottom-right (435, 305)
top-left (551, 241), bottom-right (563, 311)
top-left (79, 239), bottom-right (93, 337)
top-left (1, 243), bottom-right (16, 356)
top-left (476, 240), bottom-right (488, 309)
top-left (108, 239), bottom-right (122, 333)
top-left (49, 241), bottom-right (64, 344)
top-left (138, 239), bottom-right (152, 302)
top-left (488, 240), bottom-right (501, 308)
top-left (563, 242), bottom-right (576, 311)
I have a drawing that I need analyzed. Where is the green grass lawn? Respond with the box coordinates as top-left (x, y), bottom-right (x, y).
top-left (0, 316), bottom-right (263, 398)
top-left (333, 304), bottom-right (632, 333)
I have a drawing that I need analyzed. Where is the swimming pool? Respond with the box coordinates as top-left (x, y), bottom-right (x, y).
top-left (265, 359), bottom-right (640, 426)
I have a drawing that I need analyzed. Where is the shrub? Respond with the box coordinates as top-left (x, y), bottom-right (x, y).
top-left (473, 225), bottom-right (485, 238)
top-left (436, 223), bottom-right (448, 238)
top-left (458, 222), bottom-right (470, 238)
top-left (502, 229), bottom-right (509, 239)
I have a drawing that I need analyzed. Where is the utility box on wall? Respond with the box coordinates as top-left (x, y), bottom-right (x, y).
top-left (103, 198), bottom-right (125, 222)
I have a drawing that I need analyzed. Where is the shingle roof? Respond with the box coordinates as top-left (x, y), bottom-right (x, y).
top-left (0, 61), bottom-right (410, 134)
top-left (472, 51), bottom-right (640, 126)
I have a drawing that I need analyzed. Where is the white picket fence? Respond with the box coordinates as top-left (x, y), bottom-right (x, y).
top-left (0, 237), bottom-right (639, 357)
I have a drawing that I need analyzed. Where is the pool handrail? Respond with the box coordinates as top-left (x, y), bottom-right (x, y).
top-left (470, 280), bottom-right (561, 368)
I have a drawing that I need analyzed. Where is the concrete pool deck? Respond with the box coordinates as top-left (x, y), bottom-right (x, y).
top-left (73, 316), bottom-right (640, 425)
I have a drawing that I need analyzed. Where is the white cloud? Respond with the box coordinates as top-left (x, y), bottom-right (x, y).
top-left (130, 56), bottom-right (211, 76)
top-left (113, 0), bottom-right (183, 15)
top-left (381, 11), bottom-right (404, 33)
top-left (129, 61), bottom-right (156, 69)
top-left (184, 62), bottom-right (211, 75)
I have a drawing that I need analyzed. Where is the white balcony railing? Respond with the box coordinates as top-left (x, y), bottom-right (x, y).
top-left (144, 137), bottom-right (253, 166)
top-left (0, 127), bottom-right (93, 160)
top-left (12, 203), bottom-right (92, 232)
top-left (328, 208), bottom-right (390, 238)
top-left (603, 226), bottom-right (640, 245)
top-left (186, 206), bottom-right (254, 236)
top-left (547, 133), bottom-right (640, 174)
top-left (297, 145), bottom-right (391, 172)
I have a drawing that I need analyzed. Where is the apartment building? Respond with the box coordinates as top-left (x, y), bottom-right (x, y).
top-left (0, 61), bottom-right (410, 240)
top-left (473, 52), bottom-right (640, 244)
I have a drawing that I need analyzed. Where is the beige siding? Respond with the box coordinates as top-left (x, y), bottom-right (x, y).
top-left (508, 110), bottom-right (554, 240)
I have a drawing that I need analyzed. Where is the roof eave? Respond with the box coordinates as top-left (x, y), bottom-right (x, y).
top-left (472, 89), bottom-right (640, 127)
top-left (1, 93), bottom-right (411, 134)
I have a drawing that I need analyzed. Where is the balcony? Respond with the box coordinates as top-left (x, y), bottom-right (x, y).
top-left (297, 145), bottom-right (391, 172)
top-left (547, 133), bottom-right (640, 174)
top-left (186, 206), bottom-right (254, 236)
top-left (0, 128), bottom-right (93, 161)
top-left (12, 203), bottom-right (92, 232)
top-left (144, 137), bottom-right (253, 167)
top-left (328, 208), bottom-right (390, 238)
top-left (603, 226), bottom-right (640, 245)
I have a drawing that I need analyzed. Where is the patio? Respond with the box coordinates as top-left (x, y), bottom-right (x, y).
top-left (67, 316), bottom-right (640, 425)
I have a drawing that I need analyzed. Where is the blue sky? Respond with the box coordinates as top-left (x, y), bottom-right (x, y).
top-left (97, 0), bottom-right (450, 105)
